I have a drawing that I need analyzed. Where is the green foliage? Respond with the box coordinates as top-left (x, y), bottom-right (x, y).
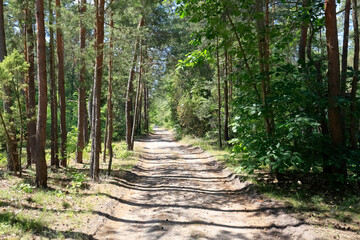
top-left (13, 183), bottom-right (36, 194)
top-left (69, 171), bottom-right (87, 189)
top-left (67, 127), bottom-right (79, 154)
top-left (0, 212), bottom-right (45, 234)
top-left (113, 142), bottom-right (133, 159)
top-left (0, 152), bottom-right (7, 168)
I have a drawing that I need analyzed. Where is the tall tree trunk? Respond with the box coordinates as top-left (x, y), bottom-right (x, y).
top-left (87, 87), bottom-right (93, 145)
top-left (0, 0), bottom-right (19, 173)
top-left (324, 0), bottom-right (346, 175)
top-left (103, 115), bottom-right (108, 163)
top-left (49, 0), bottom-right (59, 168)
top-left (126, 17), bottom-right (144, 150)
top-left (76, 0), bottom-right (86, 164)
top-left (256, 0), bottom-right (274, 172)
top-left (138, 90), bottom-right (143, 132)
top-left (350, 0), bottom-right (359, 149)
top-left (56, 0), bottom-right (67, 167)
top-left (143, 82), bottom-right (149, 133)
top-left (224, 50), bottom-right (229, 142)
top-left (299, 0), bottom-right (308, 63)
top-left (341, 0), bottom-right (351, 95)
top-left (25, 4), bottom-right (36, 167)
top-left (104, 13), bottom-right (114, 164)
top-left (131, 40), bottom-right (143, 150)
top-left (35, 0), bottom-right (48, 187)
top-left (216, 38), bottom-right (222, 149)
top-left (89, 0), bottom-right (105, 180)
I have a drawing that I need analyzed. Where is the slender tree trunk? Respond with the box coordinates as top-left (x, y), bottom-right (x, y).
top-left (104, 14), bottom-right (114, 164)
top-left (146, 86), bottom-right (150, 132)
top-left (131, 40), bottom-right (143, 150)
top-left (103, 115), bottom-right (108, 163)
top-left (76, 0), bottom-right (86, 164)
top-left (35, 0), bottom-right (48, 187)
top-left (24, 9), bottom-right (28, 168)
top-left (126, 17), bottom-right (144, 150)
top-left (341, 0), bottom-right (351, 95)
top-left (216, 38), bottom-right (222, 149)
top-left (55, 0), bottom-right (67, 167)
top-left (48, 0), bottom-right (59, 168)
top-left (90, 0), bottom-right (105, 180)
top-left (87, 87), bottom-right (93, 145)
top-left (224, 50), bottom-right (229, 142)
top-left (299, 0), bottom-right (309, 63)
top-left (324, 0), bottom-right (346, 176)
top-left (138, 90), bottom-right (143, 132)
top-left (350, 0), bottom-right (359, 149)
top-left (143, 82), bottom-right (148, 132)
top-left (256, 0), bottom-right (275, 172)
top-left (25, 5), bottom-right (36, 167)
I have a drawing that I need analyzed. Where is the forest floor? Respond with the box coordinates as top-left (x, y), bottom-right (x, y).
top-left (0, 128), bottom-right (359, 239)
top-left (0, 141), bottom-right (139, 239)
top-left (93, 127), bottom-right (359, 240)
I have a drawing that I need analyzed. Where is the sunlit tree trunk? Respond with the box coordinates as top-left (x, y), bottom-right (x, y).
top-left (103, 14), bottom-right (113, 163)
top-left (324, 0), bottom-right (346, 175)
top-left (49, 0), bottom-right (59, 168)
top-left (56, 0), bottom-right (67, 167)
top-left (143, 82), bottom-right (149, 133)
top-left (76, 0), bottom-right (86, 164)
top-left (90, 0), bottom-right (105, 180)
top-left (106, 16), bottom-right (114, 174)
top-left (131, 40), bottom-right (143, 150)
top-left (126, 17), bottom-right (144, 150)
top-left (35, 0), bottom-right (48, 187)
top-left (24, 3), bottom-right (36, 167)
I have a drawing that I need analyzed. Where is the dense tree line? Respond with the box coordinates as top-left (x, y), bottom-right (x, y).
top-left (0, 0), bottom-right (168, 187)
top-left (1, 0), bottom-right (360, 188)
top-left (152, 0), bottom-right (360, 185)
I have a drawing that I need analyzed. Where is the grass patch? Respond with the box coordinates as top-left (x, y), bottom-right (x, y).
top-left (0, 141), bottom-right (140, 239)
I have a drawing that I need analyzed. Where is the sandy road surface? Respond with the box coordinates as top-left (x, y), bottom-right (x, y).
top-left (94, 127), bottom-right (322, 240)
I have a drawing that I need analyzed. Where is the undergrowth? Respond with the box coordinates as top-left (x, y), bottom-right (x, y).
top-left (0, 141), bottom-right (139, 239)
top-left (178, 132), bottom-right (360, 234)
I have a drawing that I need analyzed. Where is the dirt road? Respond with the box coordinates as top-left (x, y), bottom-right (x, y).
top-left (94, 127), bottom-right (322, 240)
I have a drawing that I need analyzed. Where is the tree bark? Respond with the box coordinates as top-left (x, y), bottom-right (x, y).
top-left (49, 0), bottom-right (59, 168)
top-left (324, 0), bottom-right (346, 175)
top-left (216, 38), bottom-right (222, 149)
top-left (143, 82), bottom-right (149, 133)
top-left (224, 50), bottom-right (229, 142)
top-left (35, 0), bottom-right (48, 187)
top-left (256, 0), bottom-right (275, 172)
top-left (55, 0), bottom-right (67, 167)
top-left (90, 0), bottom-right (105, 180)
top-left (76, 0), bottom-right (86, 164)
top-left (103, 13), bottom-right (114, 165)
top-left (126, 17), bottom-right (144, 150)
top-left (131, 40), bottom-right (143, 150)
top-left (341, 0), bottom-right (351, 95)
top-left (350, 0), bottom-right (359, 149)
top-left (299, 0), bottom-right (308, 63)
top-left (87, 86), bottom-right (93, 145)
top-left (24, 4), bottom-right (36, 167)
